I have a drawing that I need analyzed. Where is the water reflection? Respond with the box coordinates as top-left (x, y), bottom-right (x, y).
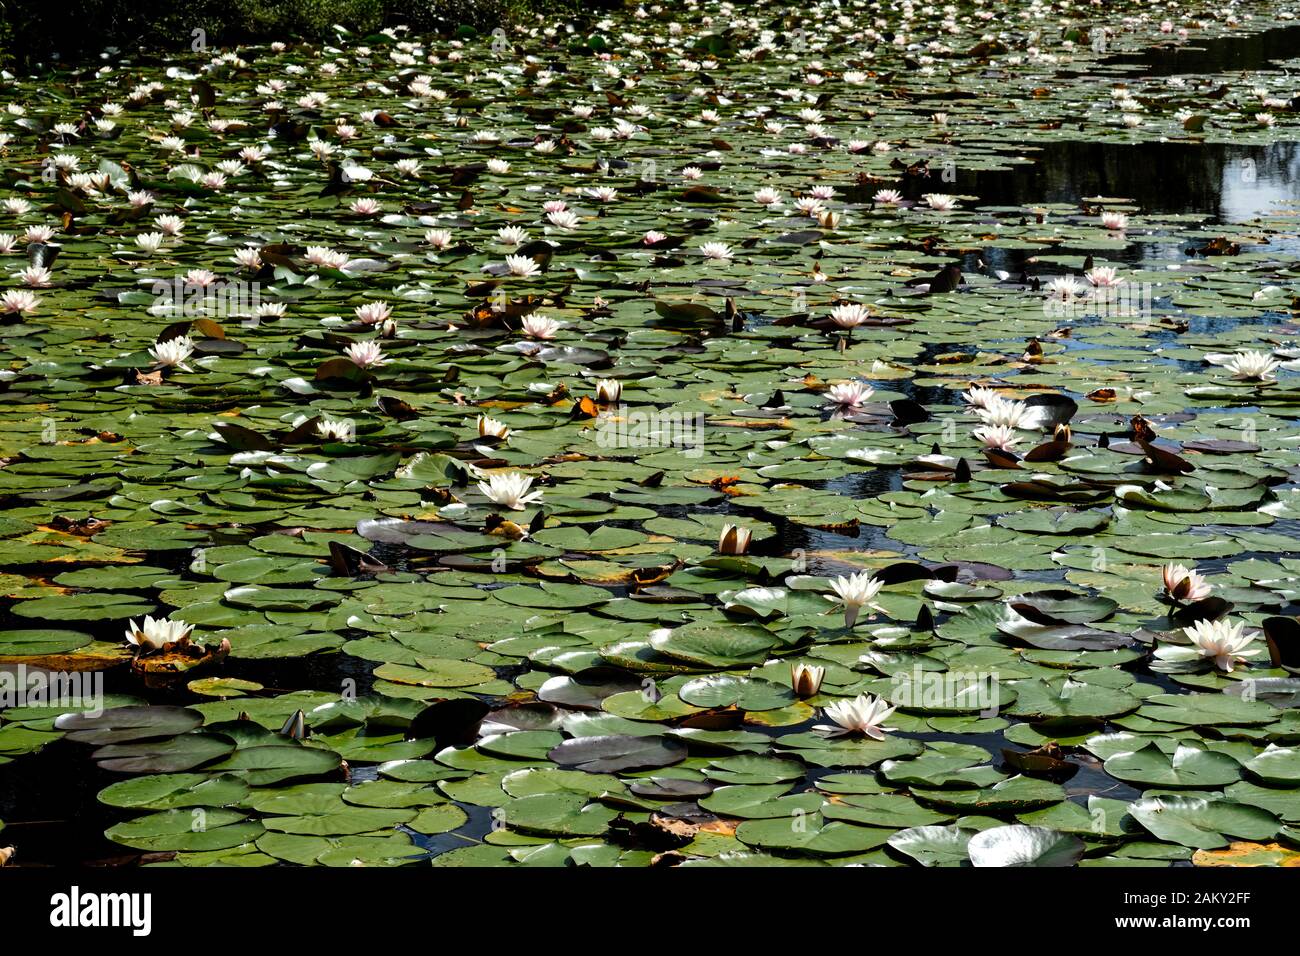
top-left (1103, 24), bottom-right (1300, 77)
top-left (963, 139), bottom-right (1300, 223)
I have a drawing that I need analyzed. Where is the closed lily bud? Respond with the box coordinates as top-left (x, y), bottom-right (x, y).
top-left (718, 523), bottom-right (751, 555)
top-left (595, 378), bottom-right (622, 403)
top-left (791, 662), bottom-right (825, 698)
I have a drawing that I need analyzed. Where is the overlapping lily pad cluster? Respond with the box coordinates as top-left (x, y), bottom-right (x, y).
top-left (2, 0), bottom-right (1300, 867)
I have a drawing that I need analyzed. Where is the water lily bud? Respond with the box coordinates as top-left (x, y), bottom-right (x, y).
top-left (718, 523), bottom-right (751, 555)
top-left (790, 662), bottom-right (825, 698)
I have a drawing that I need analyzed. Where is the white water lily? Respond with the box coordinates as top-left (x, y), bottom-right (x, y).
top-left (717, 523), bottom-right (751, 555)
top-left (753, 187), bottom-right (781, 205)
top-left (424, 228), bottom-right (454, 249)
top-left (1100, 211), bottom-right (1129, 231)
top-left (1162, 563), bottom-right (1212, 602)
top-left (872, 188), bottom-right (904, 204)
top-left (504, 254), bottom-right (541, 277)
top-left (827, 381), bottom-right (874, 407)
top-left (1223, 350), bottom-right (1280, 382)
top-left (815, 692), bottom-right (896, 739)
top-left (1155, 618), bottom-right (1264, 673)
top-left (699, 241), bottom-right (734, 261)
top-left (477, 415), bottom-right (509, 439)
top-left (316, 418), bottom-right (354, 441)
top-left (124, 615), bottom-right (193, 654)
top-left (478, 471), bottom-right (544, 510)
top-left (962, 384), bottom-right (999, 410)
top-left (149, 335), bottom-right (195, 371)
top-left (790, 662), bottom-right (825, 699)
top-left (826, 571), bottom-right (884, 628)
top-left (1085, 266), bottom-right (1123, 287)
top-left (923, 193), bottom-right (958, 211)
top-left (975, 396), bottom-right (1033, 429)
top-left (1046, 275), bottom-right (1087, 300)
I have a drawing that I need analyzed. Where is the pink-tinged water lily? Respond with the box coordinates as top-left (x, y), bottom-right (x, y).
top-left (1155, 618), bottom-right (1264, 673)
top-left (1100, 212), bottom-right (1128, 231)
top-left (17, 266), bottom-right (51, 288)
top-left (478, 471), bottom-right (544, 510)
top-left (643, 230), bottom-right (667, 245)
top-left (350, 198), bottom-right (381, 216)
top-left (1085, 266), bottom-right (1123, 287)
top-left (354, 301), bottom-right (392, 326)
top-left (1, 288), bottom-right (40, 314)
top-left (124, 615), bottom-right (193, 654)
top-left (815, 692), bottom-right (897, 738)
top-left (827, 381), bottom-right (874, 407)
top-left (718, 523), bottom-right (751, 555)
top-left (790, 662), bottom-right (825, 698)
top-left (477, 415), bottom-right (509, 439)
top-left (1162, 563), bottom-right (1212, 602)
top-left (345, 340), bottom-right (387, 369)
top-left (149, 335), bottom-right (194, 371)
top-left (753, 187), bottom-right (781, 205)
top-left (522, 315), bottom-right (560, 339)
top-left (873, 188), bottom-right (904, 204)
top-left (424, 229), bottom-right (453, 249)
top-left (828, 303), bottom-right (871, 329)
top-left (826, 571), bottom-right (884, 628)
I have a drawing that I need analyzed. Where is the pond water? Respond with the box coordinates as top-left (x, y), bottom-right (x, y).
top-left (3, 9), bottom-right (1300, 870)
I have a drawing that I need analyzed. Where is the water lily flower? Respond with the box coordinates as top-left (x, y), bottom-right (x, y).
top-left (595, 378), bottom-right (621, 403)
top-left (425, 229), bottom-right (454, 249)
top-left (3, 198), bottom-right (31, 215)
top-left (149, 335), bottom-right (195, 371)
top-left (923, 193), bottom-right (958, 210)
top-left (316, 419), bottom-right (353, 441)
top-left (826, 571), bottom-right (884, 628)
top-left (817, 209), bottom-right (842, 230)
top-left (154, 215), bottom-right (184, 236)
top-left (345, 340), bottom-right (387, 369)
top-left (478, 471), bottom-right (544, 510)
top-left (717, 523), bottom-right (751, 555)
top-left (829, 303), bottom-right (871, 329)
top-left (354, 301), bottom-right (392, 326)
top-left (795, 196), bottom-right (825, 217)
top-left (1085, 266), bottom-right (1123, 287)
top-left (124, 615), bottom-right (193, 654)
top-left (24, 226), bottom-right (56, 244)
top-left (350, 198), bottom-right (381, 216)
top-left (135, 232), bottom-right (166, 254)
top-left (17, 265), bottom-right (52, 287)
top-left (1155, 618), bottom-right (1264, 673)
top-left (790, 662), bottom-right (825, 698)
top-left (962, 384), bottom-right (999, 410)
top-left (1162, 563), bottom-right (1212, 602)
top-left (586, 186), bottom-right (619, 203)
top-left (1100, 212), bottom-right (1128, 231)
top-left (1046, 276), bottom-right (1087, 300)
top-left (233, 248), bottom-right (263, 270)
top-left (754, 187), bottom-right (781, 205)
top-left (1224, 350), bottom-right (1280, 382)
top-left (974, 424), bottom-right (1021, 451)
top-left (815, 692), bottom-right (896, 738)
top-left (643, 230), bottom-right (667, 245)
top-left (487, 158), bottom-right (511, 174)
top-left (504, 254), bottom-right (541, 277)
top-left (975, 396), bottom-right (1033, 429)
top-left (873, 188), bottom-right (904, 204)
top-left (478, 415), bottom-right (509, 439)
top-left (548, 209), bottom-right (581, 229)
top-left (522, 315), bottom-right (560, 339)
top-left (497, 225), bottom-right (529, 246)
top-left (699, 242), bottom-right (734, 261)
top-left (827, 381), bottom-right (874, 407)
